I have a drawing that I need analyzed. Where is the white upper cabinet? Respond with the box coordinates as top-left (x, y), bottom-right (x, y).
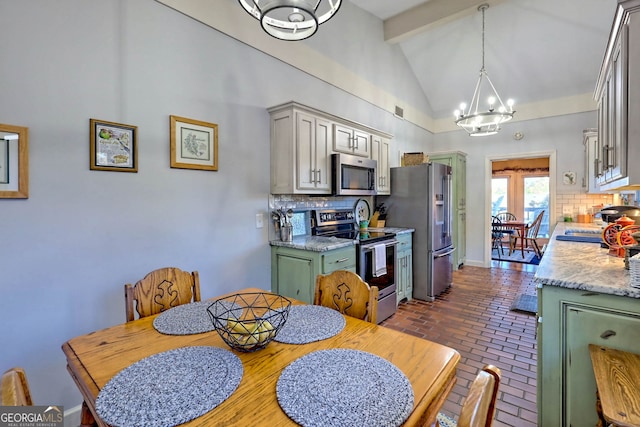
top-left (333, 124), bottom-right (370, 157)
top-left (594, 0), bottom-right (640, 191)
top-left (268, 101), bottom-right (392, 195)
top-left (583, 129), bottom-right (604, 193)
top-left (371, 135), bottom-right (390, 195)
top-left (270, 105), bottom-right (332, 195)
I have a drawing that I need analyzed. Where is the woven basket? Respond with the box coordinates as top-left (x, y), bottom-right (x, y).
top-left (629, 253), bottom-right (640, 288)
top-left (402, 152), bottom-right (429, 166)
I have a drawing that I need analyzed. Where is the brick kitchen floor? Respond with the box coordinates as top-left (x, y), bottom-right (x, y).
top-left (381, 260), bottom-right (538, 427)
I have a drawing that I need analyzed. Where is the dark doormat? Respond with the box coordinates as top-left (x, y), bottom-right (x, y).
top-left (492, 249), bottom-right (541, 265)
top-left (510, 294), bottom-right (538, 315)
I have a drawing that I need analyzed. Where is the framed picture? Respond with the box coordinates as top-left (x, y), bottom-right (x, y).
top-left (0, 137), bottom-right (8, 184)
top-left (0, 123), bottom-right (28, 199)
top-left (90, 119), bottom-right (138, 172)
top-left (170, 115), bottom-right (218, 171)
top-left (563, 171), bottom-right (576, 185)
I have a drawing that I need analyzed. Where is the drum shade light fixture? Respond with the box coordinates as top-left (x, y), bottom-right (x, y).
top-left (454, 4), bottom-right (515, 136)
top-left (238, 0), bottom-right (342, 41)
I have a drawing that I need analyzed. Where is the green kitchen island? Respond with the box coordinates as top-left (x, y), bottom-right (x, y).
top-left (535, 222), bottom-right (640, 427)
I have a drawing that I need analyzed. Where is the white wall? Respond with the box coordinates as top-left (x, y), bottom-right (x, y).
top-left (432, 111), bottom-right (599, 266)
top-left (0, 0), bottom-right (432, 411)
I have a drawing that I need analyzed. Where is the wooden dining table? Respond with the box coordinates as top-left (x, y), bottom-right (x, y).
top-left (492, 221), bottom-right (526, 258)
top-left (62, 288), bottom-right (460, 427)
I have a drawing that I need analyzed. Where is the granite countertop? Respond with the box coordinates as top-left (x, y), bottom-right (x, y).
top-left (269, 227), bottom-right (415, 252)
top-left (367, 227), bottom-right (415, 235)
top-left (534, 222), bottom-right (640, 298)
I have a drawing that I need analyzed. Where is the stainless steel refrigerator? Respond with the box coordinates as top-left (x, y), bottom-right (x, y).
top-left (382, 163), bottom-right (454, 301)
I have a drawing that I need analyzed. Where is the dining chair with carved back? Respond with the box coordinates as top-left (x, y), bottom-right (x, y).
top-left (510, 210), bottom-right (545, 258)
top-left (1, 367), bottom-right (33, 406)
top-left (314, 270), bottom-right (379, 324)
top-left (124, 267), bottom-right (201, 322)
top-left (435, 364), bottom-right (502, 427)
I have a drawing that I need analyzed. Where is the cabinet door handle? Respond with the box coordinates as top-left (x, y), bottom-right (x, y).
top-left (604, 145), bottom-right (615, 168)
top-left (310, 169), bottom-right (316, 183)
top-left (600, 330), bottom-right (616, 339)
top-left (316, 169), bottom-right (321, 183)
top-left (335, 257), bottom-right (350, 263)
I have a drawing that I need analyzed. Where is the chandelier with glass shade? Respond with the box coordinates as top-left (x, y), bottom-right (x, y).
top-left (238, 0), bottom-right (342, 41)
top-left (454, 4), bottom-right (515, 136)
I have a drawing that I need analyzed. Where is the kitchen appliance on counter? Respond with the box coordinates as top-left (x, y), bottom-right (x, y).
top-left (597, 206), bottom-right (640, 224)
top-left (331, 153), bottom-right (377, 196)
top-left (380, 163), bottom-right (454, 301)
top-left (311, 208), bottom-right (398, 323)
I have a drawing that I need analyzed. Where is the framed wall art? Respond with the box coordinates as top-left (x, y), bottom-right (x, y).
top-left (563, 171), bottom-right (576, 185)
top-left (0, 137), bottom-right (8, 184)
top-left (90, 119), bottom-right (138, 172)
top-left (0, 123), bottom-right (29, 199)
top-left (170, 115), bottom-right (218, 171)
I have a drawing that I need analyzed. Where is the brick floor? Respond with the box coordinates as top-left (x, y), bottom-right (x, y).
top-left (381, 262), bottom-right (538, 427)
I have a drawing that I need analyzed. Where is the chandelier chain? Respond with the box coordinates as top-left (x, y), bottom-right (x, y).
top-left (481, 5), bottom-right (486, 72)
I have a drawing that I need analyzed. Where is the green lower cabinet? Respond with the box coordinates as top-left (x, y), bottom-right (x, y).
top-left (396, 233), bottom-right (413, 303)
top-left (538, 285), bottom-right (640, 427)
top-left (271, 245), bottom-right (356, 304)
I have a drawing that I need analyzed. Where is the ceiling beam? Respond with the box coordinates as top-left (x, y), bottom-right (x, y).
top-left (384, 0), bottom-right (508, 44)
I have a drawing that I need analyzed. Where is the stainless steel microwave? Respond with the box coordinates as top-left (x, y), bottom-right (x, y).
top-left (331, 153), bottom-right (377, 196)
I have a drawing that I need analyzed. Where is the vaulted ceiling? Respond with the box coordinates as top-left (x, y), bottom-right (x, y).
top-left (349, 0), bottom-right (618, 121)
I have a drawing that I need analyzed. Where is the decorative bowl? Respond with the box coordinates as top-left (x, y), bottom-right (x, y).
top-left (207, 292), bottom-right (291, 352)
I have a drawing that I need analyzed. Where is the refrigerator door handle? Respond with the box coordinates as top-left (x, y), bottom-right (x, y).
top-left (434, 247), bottom-right (456, 258)
top-left (443, 174), bottom-right (453, 239)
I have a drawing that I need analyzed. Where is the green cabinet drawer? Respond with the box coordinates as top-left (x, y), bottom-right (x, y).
top-left (322, 247), bottom-right (356, 273)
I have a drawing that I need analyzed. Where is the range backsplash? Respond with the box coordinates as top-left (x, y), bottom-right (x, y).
top-left (269, 194), bottom-right (374, 240)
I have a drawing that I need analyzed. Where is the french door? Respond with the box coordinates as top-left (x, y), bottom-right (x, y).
top-left (492, 171), bottom-right (550, 238)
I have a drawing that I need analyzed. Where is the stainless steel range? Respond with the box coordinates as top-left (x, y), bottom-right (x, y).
top-left (311, 208), bottom-right (398, 323)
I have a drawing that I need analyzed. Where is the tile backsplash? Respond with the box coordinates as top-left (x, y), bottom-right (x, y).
top-left (555, 192), bottom-right (615, 222)
top-left (269, 194), bottom-right (375, 240)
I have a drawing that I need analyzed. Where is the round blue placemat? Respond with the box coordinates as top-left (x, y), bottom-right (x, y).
top-left (277, 348), bottom-right (414, 427)
top-left (95, 346), bottom-right (243, 427)
top-left (152, 301), bottom-right (216, 335)
top-left (274, 305), bottom-right (346, 344)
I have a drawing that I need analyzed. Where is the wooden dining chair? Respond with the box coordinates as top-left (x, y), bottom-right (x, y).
top-left (435, 365), bottom-right (501, 427)
top-left (124, 267), bottom-right (201, 322)
top-left (494, 212), bottom-right (517, 251)
top-left (314, 270), bottom-right (379, 324)
top-left (1, 367), bottom-right (33, 406)
top-left (491, 216), bottom-right (505, 259)
top-left (510, 210), bottom-right (545, 258)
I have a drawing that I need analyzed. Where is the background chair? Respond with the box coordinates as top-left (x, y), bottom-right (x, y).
top-left (435, 365), bottom-right (502, 427)
top-left (314, 270), bottom-right (379, 324)
top-left (510, 210), bottom-right (545, 258)
top-left (491, 216), bottom-right (505, 259)
top-left (494, 212), bottom-right (517, 251)
top-left (125, 267), bottom-right (201, 322)
top-left (1, 367), bottom-right (33, 406)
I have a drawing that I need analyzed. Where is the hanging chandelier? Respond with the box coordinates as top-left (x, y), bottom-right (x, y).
top-left (454, 4), bottom-right (515, 136)
top-left (238, 0), bottom-right (342, 41)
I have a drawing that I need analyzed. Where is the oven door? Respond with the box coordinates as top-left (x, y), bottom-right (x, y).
top-left (358, 239), bottom-right (398, 300)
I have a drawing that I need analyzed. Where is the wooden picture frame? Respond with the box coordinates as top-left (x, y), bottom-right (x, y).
top-left (170, 115), bottom-right (218, 171)
top-left (0, 123), bottom-right (29, 199)
top-left (90, 119), bottom-right (138, 172)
